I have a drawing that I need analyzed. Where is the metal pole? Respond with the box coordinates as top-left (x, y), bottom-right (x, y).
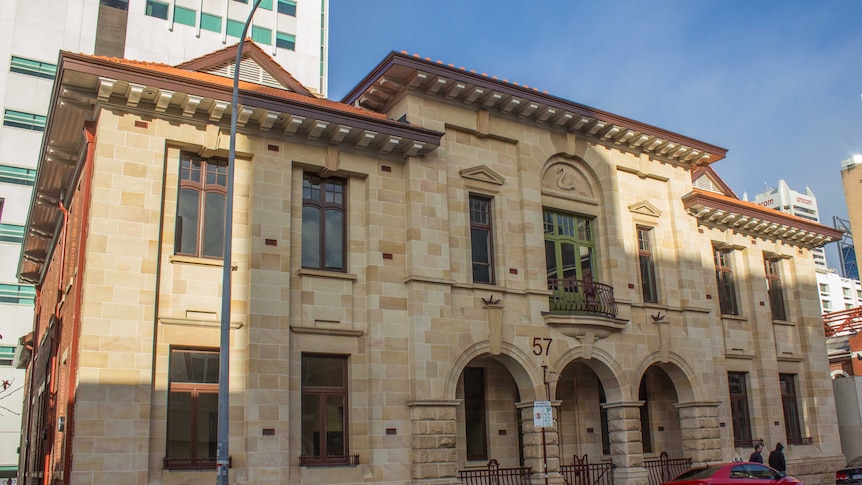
top-left (217, 3), bottom-right (262, 484)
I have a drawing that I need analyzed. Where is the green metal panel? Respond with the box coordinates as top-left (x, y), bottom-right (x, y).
top-left (10, 56), bottom-right (57, 79)
top-left (252, 25), bottom-right (272, 45)
top-left (0, 223), bottom-right (25, 244)
top-left (173, 5), bottom-right (196, 26)
top-left (3, 109), bottom-right (46, 131)
top-left (0, 164), bottom-right (37, 186)
top-left (201, 12), bottom-right (222, 32)
top-left (226, 19), bottom-right (243, 37)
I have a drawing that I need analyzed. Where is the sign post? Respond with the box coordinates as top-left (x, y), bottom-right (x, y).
top-left (534, 400), bottom-right (552, 485)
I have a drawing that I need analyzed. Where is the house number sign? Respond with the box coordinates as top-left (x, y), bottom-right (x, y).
top-left (532, 337), bottom-right (552, 356)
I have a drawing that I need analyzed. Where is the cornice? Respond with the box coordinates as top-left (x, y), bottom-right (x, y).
top-left (681, 189), bottom-right (843, 249)
top-left (343, 51), bottom-right (728, 168)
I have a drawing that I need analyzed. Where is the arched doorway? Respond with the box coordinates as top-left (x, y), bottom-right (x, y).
top-left (455, 356), bottom-right (525, 467)
top-left (638, 365), bottom-right (682, 457)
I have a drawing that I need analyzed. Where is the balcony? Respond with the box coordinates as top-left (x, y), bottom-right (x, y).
top-left (544, 277), bottom-right (627, 342)
top-left (547, 277), bottom-right (618, 318)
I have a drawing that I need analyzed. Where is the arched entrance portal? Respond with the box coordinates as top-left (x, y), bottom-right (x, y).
top-left (556, 362), bottom-right (611, 460)
top-left (455, 356), bottom-right (524, 467)
top-left (638, 365), bottom-right (682, 457)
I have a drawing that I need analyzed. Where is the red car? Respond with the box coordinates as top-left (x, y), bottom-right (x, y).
top-left (661, 462), bottom-right (802, 485)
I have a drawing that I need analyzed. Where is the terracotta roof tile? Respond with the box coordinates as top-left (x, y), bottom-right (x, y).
top-left (401, 50), bottom-right (548, 98)
top-left (84, 53), bottom-right (390, 121)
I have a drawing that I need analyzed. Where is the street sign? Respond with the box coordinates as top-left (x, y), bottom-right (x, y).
top-left (533, 400), bottom-right (553, 428)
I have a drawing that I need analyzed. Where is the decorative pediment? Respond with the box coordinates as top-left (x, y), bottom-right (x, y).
top-left (628, 201), bottom-right (662, 218)
top-left (542, 161), bottom-right (596, 201)
top-left (459, 165), bottom-right (505, 185)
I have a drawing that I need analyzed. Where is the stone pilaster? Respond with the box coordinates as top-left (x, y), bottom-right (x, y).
top-left (604, 401), bottom-right (649, 485)
top-left (408, 400), bottom-right (461, 485)
top-left (517, 402), bottom-right (566, 485)
top-left (674, 402), bottom-right (721, 463)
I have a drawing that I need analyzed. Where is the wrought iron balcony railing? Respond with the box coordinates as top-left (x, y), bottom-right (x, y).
top-left (547, 277), bottom-right (617, 318)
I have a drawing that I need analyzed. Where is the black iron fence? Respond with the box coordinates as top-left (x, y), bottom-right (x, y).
top-left (458, 459), bottom-right (532, 485)
top-left (644, 452), bottom-right (692, 485)
top-left (547, 277), bottom-right (617, 318)
top-left (561, 454), bottom-right (615, 485)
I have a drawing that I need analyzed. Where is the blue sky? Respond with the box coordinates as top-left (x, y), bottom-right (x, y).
top-left (328, 0), bottom-right (862, 267)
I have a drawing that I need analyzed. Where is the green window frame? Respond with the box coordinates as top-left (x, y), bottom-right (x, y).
top-left (10, 56), bottom-right (57, 80)
top-left (145, 0), bottom-right (169, 19)
top-left (276, 31), bottom-right (296, 50)
top-left (226, 19), bottom-right (244, 37)
top-left (544, 210), bottom-right (595, 282)
top-left (0, 283), bottom-right (36, 305)
top-left (3, 109), bottom-right (46, 131)
top-left (277, 0), bottom-right (296, 16)
top-left (251, 25), bottom-right (272, 45)
top-left (173, 5), bottom-right (196, 26)
top-left (200, 12), bottom-right (222, 32)
top-left (0, 165), bottom-right (37, 186)
top-left (0, 223), bottom-right (25, 244)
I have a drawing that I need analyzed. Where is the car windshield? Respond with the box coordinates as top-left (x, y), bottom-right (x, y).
top-left (673, 466), bottom-right (723, 481)
top-left (848, 456), bottom-right (862, 467)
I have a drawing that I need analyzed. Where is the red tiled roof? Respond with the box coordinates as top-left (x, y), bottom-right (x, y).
top-left (83, 53), bottom-right (391, 121)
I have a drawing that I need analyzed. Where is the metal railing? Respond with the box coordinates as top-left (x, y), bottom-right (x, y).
top-left (561, 455), bottom-right (615, 485)
top-left (644, 452), bottom-right (692, 485)
top-left (458, 459), bottom-right (532, 485)
top-left (547, 277), bottom-right (617, 318)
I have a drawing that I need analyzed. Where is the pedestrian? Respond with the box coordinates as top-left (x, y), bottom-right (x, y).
top-left (768, 442), bottom-right (786, 472)
top-left (749, 443), bottom-right (764, 463)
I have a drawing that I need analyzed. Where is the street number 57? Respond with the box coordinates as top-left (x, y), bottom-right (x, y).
top-left (532, 337), bottom-right (552, 356)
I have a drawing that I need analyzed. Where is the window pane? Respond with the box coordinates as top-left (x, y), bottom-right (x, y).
top-left (560, 243), bottom-right (577, 279)
top-left (173, 5), bottom-right (196, 26)
top-left (324, 209), bottom-right (343, 270)
top-left (545, 240), bottom-right (557, 279)
top-left (301, 206), bottom-right (321, 268)
top-left (301, 394), bottom-right (321, 456)
top-left (202, 192), bottom-right (225, 258)
top-left (226, 19), bottom-right (244, 37)
top-left (325, 394), bottom-right (345, 456)
top-left (278, 0), bottom-right (296, 15)
top-left (252, 25), bottom-right (272, 45)
top-left (177, 188), bottom-right (200, 255)
top-left (259, 0), bottom-right (273, 10)
top-left (276, 31), bottom-right (296, 50)
top-left (170, 349), bottom-right (219, 383)
top-left (302, 356), bottom-right (344, 387)
top-left (200, 12), bottom-right (222, 32)
top-left (145, 0), bottom-right (169, 19)
top-left (196, 392), bottom-right (218, 458)
top-left (166, 391), bottom-right (192, 457)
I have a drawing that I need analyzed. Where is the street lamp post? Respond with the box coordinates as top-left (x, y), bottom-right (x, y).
top-left (217, 2), bottom-right (262, 484)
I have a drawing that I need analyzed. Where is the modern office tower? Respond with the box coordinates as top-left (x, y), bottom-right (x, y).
top-left (817, 269), bottom-right (862, 313)
top-left (0, 0), bottom-right (327, 480)
top-left (840, 156), bottom-right (862, 279)
top-left (754, 180), bottom-right (827, 270)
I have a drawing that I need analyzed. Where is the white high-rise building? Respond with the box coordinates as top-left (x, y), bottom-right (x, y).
top-left (0, 0), bottom-right (328, 480)
top-left (754, 180), bottom-right (828, 270)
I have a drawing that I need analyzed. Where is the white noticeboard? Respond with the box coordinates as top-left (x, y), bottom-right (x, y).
top-left (533, 400), bottom-right (553, 428)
